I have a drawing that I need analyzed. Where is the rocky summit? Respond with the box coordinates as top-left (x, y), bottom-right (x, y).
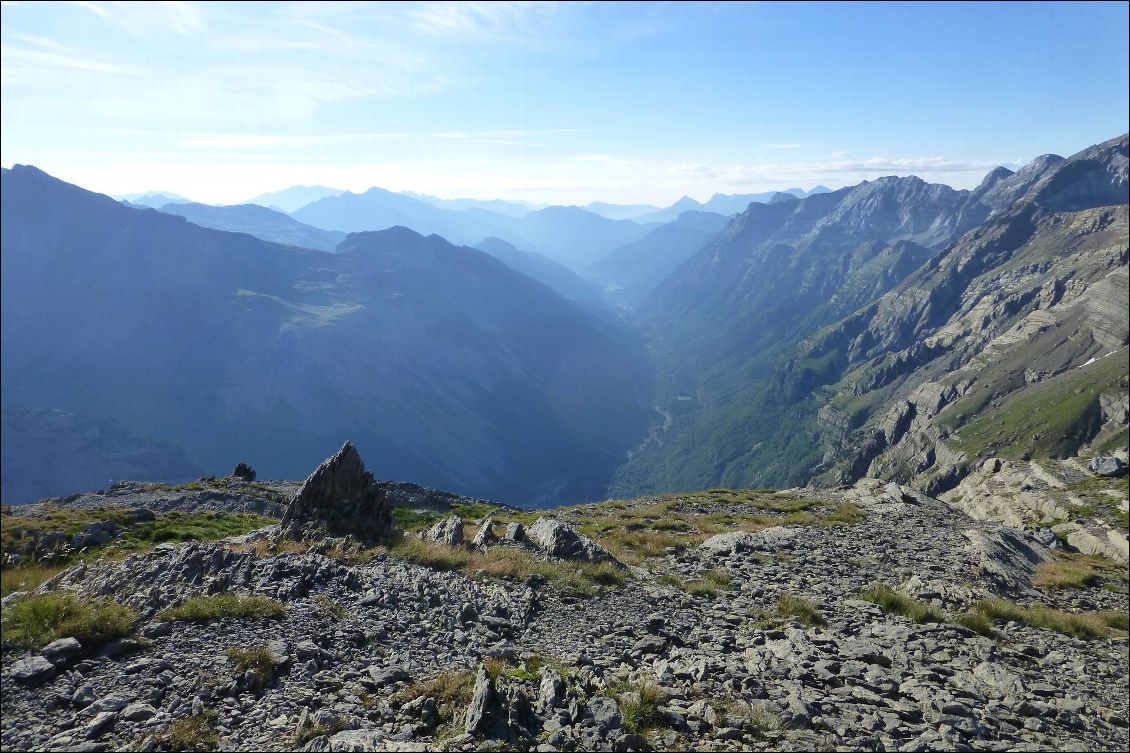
top-left (2, 446), bottom-right (1128, 752)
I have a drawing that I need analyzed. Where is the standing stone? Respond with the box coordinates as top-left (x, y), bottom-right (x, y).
top-left (464, 666), bottom-right (498, 735)
top-left (281, 442), bottom-right (392, 543)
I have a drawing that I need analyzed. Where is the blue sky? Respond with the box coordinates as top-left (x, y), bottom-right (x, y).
top-left (1, 1), bottom-right (1127, 206)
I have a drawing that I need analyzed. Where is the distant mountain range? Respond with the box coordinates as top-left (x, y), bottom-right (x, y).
top-left (117, 191), bottom-right (192, 208)
top-left (245, 185), bottom-right (344, 213)
top-left (290, 190), bottom-right (657, 271)
top-left (159, 202), bottom-right (346, 252)
top-left (1, 166), bottom-right (651, 506)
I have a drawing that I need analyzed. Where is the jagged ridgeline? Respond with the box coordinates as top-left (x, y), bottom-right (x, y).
top-left (2, 444), bottom-right (1128, 751)
top-left (614, 134), bottom-right (1129, 502)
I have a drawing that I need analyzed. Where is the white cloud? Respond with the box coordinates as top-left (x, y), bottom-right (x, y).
top-left (763, 143), bottom-right (802, 149)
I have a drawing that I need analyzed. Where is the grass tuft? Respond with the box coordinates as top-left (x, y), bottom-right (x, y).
top-left (776, 594), bottom-right (827, 627)
top-left (1, 591), bottom-right (136, 650)
top-left (151, 710), bottom-right (219, 752)
top-left (390, 538), bottom-right (626, 596)
top-left (861, 585), bottom-right (946, 623)
top-left (972, 599), bottom-right (1128, 638)
top-left (1033, 553), bottom-right (1126, 590)
top-left (227, 645), bottom-right (279, 687)
top-left (160, 593), bottom-right (285, 622)
top-left (821, 503), bottom-right (866, 526)
top-left (0, 564), bottom-right (65, 597)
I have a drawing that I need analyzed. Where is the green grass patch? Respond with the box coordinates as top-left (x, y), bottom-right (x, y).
top-left (948, 353), bottom-right (1125, 462)
top-left (390, 507), bottom-right (442, 532)
top-left (603, 679), bottom-right (666, 735)
top-left (1, 591), bottom-right (136, 650)
top-left (160, 593), bottom-right (285, 622)
top-left (390, 538), bottom-right (626, 597)
top-left (821, 503), bottom-right (866, 526)
top-left (1033, 552), bottom-right (1126, 590)
top-left (2, 507), bottom-right (274, 567)
top-left (1, 564), bottom-right (64, 597)
top-left (390, 669), bottom-right (476, 712)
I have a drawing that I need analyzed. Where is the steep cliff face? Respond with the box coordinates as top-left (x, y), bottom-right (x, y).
top-left (799, 134), bottom-right (1129, 494)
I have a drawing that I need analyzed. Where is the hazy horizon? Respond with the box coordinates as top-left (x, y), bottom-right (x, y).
top-left (2, 1), bottom-right (1128, 207)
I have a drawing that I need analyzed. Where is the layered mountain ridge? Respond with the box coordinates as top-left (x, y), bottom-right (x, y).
top-left (1, 166), bottom-right (651, 506)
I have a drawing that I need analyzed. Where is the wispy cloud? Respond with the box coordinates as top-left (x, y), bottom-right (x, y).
top-left (7, 33), bottom-right (69, 51)
top-left (763, 143), bottom-right (802, 149)
top-left (66, 1), bottom-right (107, 18)
top-left (1, 44), bottom-right (137, 74)
top-left (408, 1), bottom-right (562, 37)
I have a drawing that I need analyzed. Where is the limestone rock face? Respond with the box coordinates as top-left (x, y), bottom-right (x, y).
top-left (281, 443), bottom-right (391, 543)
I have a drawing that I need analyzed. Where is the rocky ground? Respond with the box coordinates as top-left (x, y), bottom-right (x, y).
top-left (2, 449), bottom-right (1128, 752)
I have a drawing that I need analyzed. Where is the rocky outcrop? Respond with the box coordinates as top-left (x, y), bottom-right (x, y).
top-left (525, 518), bottom-right (624, 567)
top-left (281, 443), bottom-right (392, 544)
top-left (424, 516), bottom-right (464, 547)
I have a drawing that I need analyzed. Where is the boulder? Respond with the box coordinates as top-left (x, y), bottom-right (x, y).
top-left (1087, 456), bottom-right (1127, 477)
top-left (504, 522), bottom-right (526, 543)
top-left (525, 518), bottom-right (623, 567)
top-left (232, 462), bottom-right (257, 481)
top-left (281, 442), bottom-right (392, 543)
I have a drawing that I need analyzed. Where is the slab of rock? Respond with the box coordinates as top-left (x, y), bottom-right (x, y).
top-left (464, 666), bottom-right (499, 735)
top-left (525, 518), bottom-right (623, 566)
top-left (472, 517), bottom-right (496, 548)
top-left (41, 637), bottom-right (82, 664)
top-left (700, 526), bottom-right (798, 555)
top-left (281, 442), bottom-right (392, 543)
top-left (965, 527), bottom-right (1052, 593)
top-left (11, 655), bottom-right (55, 684)
top-left (121, 702), bottom-right (157, 722)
